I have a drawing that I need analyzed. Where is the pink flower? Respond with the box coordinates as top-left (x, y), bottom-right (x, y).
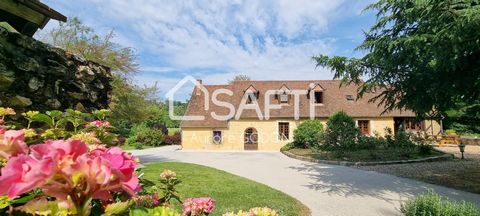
top-left (86, 120), bottom-right (111, 128)
top-left (0, 155), bottom-right (55, 198)
top-left (182, 197), bottom-right (216, 216)
top-left (134, 193), bottom-right (161, 208)
top-left (0, 129), bottom-right (29, 159)
top-left (0, 139), bottom-right (141, 214)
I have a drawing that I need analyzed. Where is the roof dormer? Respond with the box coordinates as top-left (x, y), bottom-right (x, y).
top-left (308, 83), bottom-right (325, 104)
top-left (243, 84), bottom-right (259, 104)
top-left (275, 84), bottom-right (291, 103)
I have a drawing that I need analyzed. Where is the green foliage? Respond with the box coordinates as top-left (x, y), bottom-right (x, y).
top-left (314, 0), bottom-right (480, 115)
top-left (357, 135), bottom-right (382, 150)
top-left (127, 124), bottom-right (164, 147)
top-left (130, 206), bottom-right (180, 216)
top-left (41, 17), bottom-right (138, 74)
top-left (323, 111), bottom-right (361, 150)
top-left (401, 190), bottom-right (480, 216)
top-left (109, 77), bottom-right (186, 132)
top-left (6, 108), bottom-right (119, 145)
top-left (444, 103), bottom-right (480, 135)
top-left (158, 172), bottom-right (182, 205)
top-left (103, 200), bottom-right (134, 216)
top-left (280, 143), bottom-right (295, 151)
top-left (292, 119), bottom-right (324, 148)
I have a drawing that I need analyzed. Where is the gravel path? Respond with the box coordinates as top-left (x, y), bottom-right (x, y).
top-left (357, 160), bottom-right (480, 194)
top-left (131, 146), bottom-right (480, 216)
top-left (436, 145), bottom-right (480, 159)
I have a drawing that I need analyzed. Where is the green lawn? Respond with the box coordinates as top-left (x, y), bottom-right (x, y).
top-left (287, 147), bottom-right (444, 162)
top-left (120, 145), bottom-right (155, 150)
top-left (141, 162), bottom-right (310, 216)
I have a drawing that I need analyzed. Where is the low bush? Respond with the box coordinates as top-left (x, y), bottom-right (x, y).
top-left (401, 190), bottom-right (479, 216)
top-left (136, 128), bottom-right (164, 147)
top-left (127, 124), bottom-right (164, 147)
top-left (357, 135), bottom-right (382, 150)
top-left (323, 111), bottom-right (361, 150)
top-left (293, 119), bottom-right (324, 148)
top-left (163, 133), bottom-right (181, 145)
top-left (393, 131), bottom-right (416, 148)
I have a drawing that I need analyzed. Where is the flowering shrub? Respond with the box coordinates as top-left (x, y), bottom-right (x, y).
top-left (159, 169), bottom-right (182, 205)
top-left (69, 132), bottom-right (102, 146)
top-left (87, 120), bottom-right (112, 128)
top-left (160, 169), bottom-right (177, 179)
top-left (133, 193), bottom-right (161, 208)
top-left (0, 130), bottom-right (141, 215)
top-left (182, 197), bottom-right (216, 216)
top-left (83, 120), bottom-right (118, 146)
top-left (0, 107), bottom-right (119, 146)
top-left (223, 207), bottom-right (279, 216)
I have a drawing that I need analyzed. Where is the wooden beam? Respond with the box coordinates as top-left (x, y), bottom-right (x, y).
top-left (0, 0), bottom-right (47, 26)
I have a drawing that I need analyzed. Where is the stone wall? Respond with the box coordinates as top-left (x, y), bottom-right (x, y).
top-left (0, 26), bottom-right (112, 113)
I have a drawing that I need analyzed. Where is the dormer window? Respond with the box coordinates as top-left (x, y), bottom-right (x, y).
top-left (244, 85), bottom-right (259, 104)
top-left (276, 84), bottom-right (290, 104)
top-left (246, 94), bottom-right (256, 104)
top-left (308, 83), bottom-right (325, 104)
top-left (314, 91), bottom-right (323, 103)
top-left (280, 94), bottom-right (288, 103)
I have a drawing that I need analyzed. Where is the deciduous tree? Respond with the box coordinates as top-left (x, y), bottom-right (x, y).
top-left (314, 0), bottom-right (480, 117)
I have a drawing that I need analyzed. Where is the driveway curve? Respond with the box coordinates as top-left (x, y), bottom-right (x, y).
top-left (130, 146), bottom-right (480, 216)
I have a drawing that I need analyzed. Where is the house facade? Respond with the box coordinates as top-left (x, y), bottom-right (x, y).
top-left (180, 80), bottom-right (442, 151)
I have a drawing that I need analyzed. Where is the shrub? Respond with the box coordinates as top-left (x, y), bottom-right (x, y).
top-left (293, 120), bottom-right (324, 148)
top-left (393, 131), bottom-right (416, 148)
top-left (418, 143), bottom-right (433, 155)
top-left (357, 135), bottom-right (381, 150)
top-left (113, 120), bottom-right (134, 137)
top-left (163, 133), bottom-right (181, 145)
top-left (0, 133), bottom-right (141, 215)
top-left (136, 128), bottom-right (164, 147)
top-left (323, 111), bottom-right (361, 150)
top-left (401, 190), bottom-right (479, 216)
top-left (129, 124), bottom-right (165, 147)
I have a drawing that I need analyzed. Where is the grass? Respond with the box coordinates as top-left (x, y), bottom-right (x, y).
top-left (120, 144), bottom-right (155, 151)
top-left (141, 162), bottom-right (310, 216)
top-left (287, 147), bottom-right (443, 162)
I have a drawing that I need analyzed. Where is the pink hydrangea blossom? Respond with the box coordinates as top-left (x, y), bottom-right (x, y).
top-left (86, 120), bottom-right (111, 128)
top-left (0, 139), bottom-right (141, 215)
top-left (182, 197), bottom-right (216, 216)
top-left (0, 129), bottom-right (29, 159)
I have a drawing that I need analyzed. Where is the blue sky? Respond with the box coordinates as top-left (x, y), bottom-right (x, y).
top-left (40, 0), bottom-right (376, 101)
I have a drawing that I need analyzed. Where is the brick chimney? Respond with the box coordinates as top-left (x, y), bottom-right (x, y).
top-left (195, 79), bottom-right (202, 95)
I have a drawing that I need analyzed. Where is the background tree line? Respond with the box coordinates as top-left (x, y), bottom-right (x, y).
top-left (38, 17), bottom-right (187, 138)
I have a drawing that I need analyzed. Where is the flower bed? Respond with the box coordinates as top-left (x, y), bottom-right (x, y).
top-left (0, 107), bottom-right (300, 215)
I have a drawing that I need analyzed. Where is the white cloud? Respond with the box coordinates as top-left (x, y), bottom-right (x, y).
top-left (41, 0), bottom-right (370, 99)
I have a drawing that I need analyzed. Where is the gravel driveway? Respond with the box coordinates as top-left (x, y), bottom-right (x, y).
top-left (130, 146), bottom-right (480, 216)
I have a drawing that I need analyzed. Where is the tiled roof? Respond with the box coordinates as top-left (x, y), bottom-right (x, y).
top-left (181, 80), bottom-right (415, 128)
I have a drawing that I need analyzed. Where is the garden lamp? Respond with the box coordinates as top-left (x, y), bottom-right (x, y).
top-left (458, 143), bottom-right (465, 159)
